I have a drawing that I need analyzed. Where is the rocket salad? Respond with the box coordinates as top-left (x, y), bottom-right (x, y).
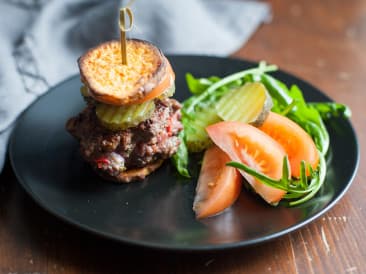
top-left (172, 61), bottom-right (350, 213)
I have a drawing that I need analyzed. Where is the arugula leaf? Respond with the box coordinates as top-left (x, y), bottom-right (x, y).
top-left (227, 151), bottom-right (326, 206)
top-left (171, 131), bottom-right (190, 178)
top-left (309, 102), bottom-right (351, 120)
top-left (286, 84), bottom-right (330, 155)
top-left (260, 74), bottom-right (293, 107)
top-left (186, 73), bottom-right (221, 95)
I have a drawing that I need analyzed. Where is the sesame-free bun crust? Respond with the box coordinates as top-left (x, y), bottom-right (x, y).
top-left (97, 160), bottom-right (164, 183)
top-left (79, 39), bottom-right (168, 106)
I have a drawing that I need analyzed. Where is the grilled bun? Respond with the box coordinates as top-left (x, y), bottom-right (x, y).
top-left (78, 39), bottom-right (173, 106)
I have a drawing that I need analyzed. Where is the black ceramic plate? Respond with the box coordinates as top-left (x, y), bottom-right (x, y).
top-left (10, 56), bottom-right (359, 251)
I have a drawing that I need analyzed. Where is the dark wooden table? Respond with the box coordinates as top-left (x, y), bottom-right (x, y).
top-left (1, 0), bottom-right (365, 273)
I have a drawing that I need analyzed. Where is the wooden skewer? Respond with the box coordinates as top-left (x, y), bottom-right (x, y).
top-left (119, 7), bottom-right (134, 65)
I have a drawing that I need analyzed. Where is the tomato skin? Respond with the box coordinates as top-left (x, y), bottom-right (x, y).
top-left (193, 145), bottom-right (242, 219)
top-left (206, 121), bottom-right (287, 205)
top-left (258, 112), bottom-right (319, 177)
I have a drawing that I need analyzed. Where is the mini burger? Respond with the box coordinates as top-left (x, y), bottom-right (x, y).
top-left (66, 39), bottom-right (182, 183)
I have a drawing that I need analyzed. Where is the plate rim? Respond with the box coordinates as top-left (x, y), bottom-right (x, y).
top-left (9, 55), bottom-right (360, 252)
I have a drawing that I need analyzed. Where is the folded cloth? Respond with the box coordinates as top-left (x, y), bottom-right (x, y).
top-left (0, 0), bottom-right (271, 172)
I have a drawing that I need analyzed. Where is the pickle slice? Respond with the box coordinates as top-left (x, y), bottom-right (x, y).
top-left (96, 100), bottom-right (155, 131)
top-left (80, 85), bottom-right (90, 97)
top-left (185, 106), bottom-right (222, 152)
top-left (215, 82), bottom-right (273, 127)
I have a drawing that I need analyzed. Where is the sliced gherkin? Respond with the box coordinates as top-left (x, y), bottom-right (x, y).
top-left (80, 85), bottom-right (89, 97)
top-left (215, 82), bottom-right (273, 127)
top-left (96, 100), bottom-right (155, 131)
top-left (185, 106), bottom-right (222, 152)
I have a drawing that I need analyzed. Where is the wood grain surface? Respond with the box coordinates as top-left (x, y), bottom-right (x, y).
top-left (1, 0), bottom-right (365, 273)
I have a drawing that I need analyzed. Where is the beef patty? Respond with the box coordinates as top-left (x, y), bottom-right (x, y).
top-left (66, 98), bottom-right (182, 178)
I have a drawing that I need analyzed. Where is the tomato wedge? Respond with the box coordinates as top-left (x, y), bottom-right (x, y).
top-left (258, 112), bottom-right (319, 177)
top-left (206, 122), bottom-right (287, 205)
top-left (193, 145), bottom-right (242, 219)
top-left (133, 60), bottom-right (175, 104)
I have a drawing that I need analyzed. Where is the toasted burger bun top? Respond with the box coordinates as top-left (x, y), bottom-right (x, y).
top-left (78, 39), bottom-right (174, 106)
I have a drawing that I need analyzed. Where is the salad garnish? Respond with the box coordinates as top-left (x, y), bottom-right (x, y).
top-left (173, 61), bottom-right (350, 208)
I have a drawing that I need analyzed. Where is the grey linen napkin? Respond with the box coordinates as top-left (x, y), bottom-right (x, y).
top-left (0, 0), bottom-right (271, 172)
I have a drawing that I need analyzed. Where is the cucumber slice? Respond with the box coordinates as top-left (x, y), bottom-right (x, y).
top-left (96, 100), bottom-right (155, 131)
top-left (215, 82), bottom-right (273, 126)
top-left (185, 106), bottom-right (222, 152)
